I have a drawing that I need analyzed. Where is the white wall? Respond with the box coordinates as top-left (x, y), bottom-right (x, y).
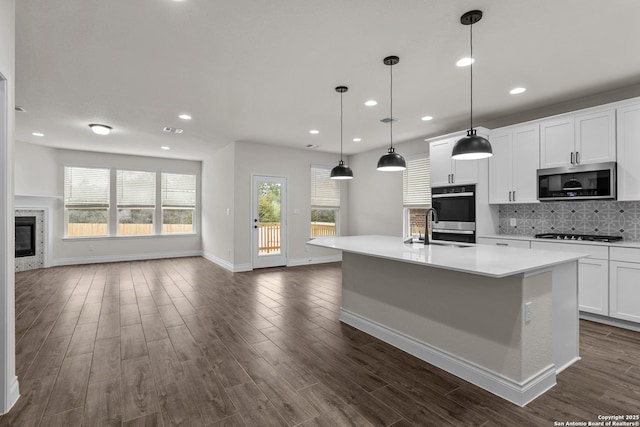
top-left (14, 143), bottom-right (203, 265)
top-left (0, 0), bottom-right (18, 414)
top-left (233, 142), bottom-right (348, 269)
top-left (348, 138), bottom-right (429, 236)
top-left (201, 142), bottom-right (236, 270)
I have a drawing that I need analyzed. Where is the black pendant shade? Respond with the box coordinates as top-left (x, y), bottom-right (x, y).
top-left (330, 85), bottom-right (354, 180)
top-left (451, 10), bottom-right (493, 161)
top-left (377, 56), bottom-right (406, 171)
top-left (452, 129), bottom-right (492, 160)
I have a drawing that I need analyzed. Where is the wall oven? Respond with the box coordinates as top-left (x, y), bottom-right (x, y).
top-left (431, 185), bottom-right (476, 243)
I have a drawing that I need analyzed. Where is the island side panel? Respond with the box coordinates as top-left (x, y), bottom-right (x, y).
top-left (340, 252), bottom-right (554, 385)
top-left (549, 261), bottom-right (580, 372)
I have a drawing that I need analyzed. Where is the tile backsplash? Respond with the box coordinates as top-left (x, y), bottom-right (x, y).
top-left (498, 201), bottom-right (640, 242)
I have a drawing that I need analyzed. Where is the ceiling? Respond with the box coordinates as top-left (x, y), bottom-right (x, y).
top-left (14, 0), bottom-right (640, 161)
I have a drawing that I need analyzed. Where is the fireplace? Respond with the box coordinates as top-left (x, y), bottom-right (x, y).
top-left (15, 216), bottom-right (36, 258)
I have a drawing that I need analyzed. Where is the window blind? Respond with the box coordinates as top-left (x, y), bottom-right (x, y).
top-left (64, 166), bottom-right (110, 207)
top-left (161, 173), bottom-right (196, 207)
top-left (403, 156), bottom-right (431, 206)
top-left (117, 170), bottom-right (156, 208)
top-left (311, 166), bottom-right (340, 208)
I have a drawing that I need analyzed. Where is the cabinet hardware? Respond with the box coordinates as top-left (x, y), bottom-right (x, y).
top-left (570, 152), bottom-right (575, 164)
top-left (509, 191), bottom-right (512, 202)
top-left (513, 190), bottom-right (516, 201)
top-left (451, 173), bottom-right (454, 183)
top-left (496, 243), bottom-right (509, 246)
top-left (576, 151), bottom-right (580, 164)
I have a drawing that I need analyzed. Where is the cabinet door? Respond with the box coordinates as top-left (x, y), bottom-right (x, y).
top-left (429, 139), bottom-right (453, 187)
top-left (488, 130), bottom-right (512, 204)
top-left (540, 116), bottom-right (575, 168)
top-left (578, 258), bottom-right (609, 315)
top-left (512, 124), bottom-right (540, 203)
top-left (616, 104), bottom-right (640, 201)
top-left (451, 133), bottom-right (479, 185)
top-left (477, 237), bottom-right (531, 248)
top-left (575, 109), bottom-right (616, 164)
top-left (610, 261), bottom-right (640, 322)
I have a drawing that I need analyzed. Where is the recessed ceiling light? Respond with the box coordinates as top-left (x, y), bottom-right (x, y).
top-left (309, 129), bottom-right (319, 134)
top-left (364, 100), bottom-right (378, 107)
top-left (421, 116), bottom-right (433, 121)
top-left (353, 138), bottom-right (362, 142)
top-left (510, 87), bottom-right (527, 95)
top-left (456, 57), bottom-right (474, 67)
top-left (178, 114), bottom-right (192, 120)
top-left (32, 132), bottom-right (44, 137)
top-left (89, 123), bottom-right (113, 135)
top-left (161, 146), bottom-right (171, 150)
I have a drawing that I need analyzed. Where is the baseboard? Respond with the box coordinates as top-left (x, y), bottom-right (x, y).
top-left (1, 376), bottom-right (19, 415)
top-left (339, 309), bottom-right (557, 407)
top-left (579, 312), bottom-right (640, 332)
top-left (287, 255), bottom-right (342, 267)
top-left (201, 252), bottom-right (252, 273)
top-left (52, 250), bottom-right (202, 266)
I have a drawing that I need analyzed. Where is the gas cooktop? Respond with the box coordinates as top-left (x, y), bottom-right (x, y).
top-left (534, 233), bottom-right (623, 243)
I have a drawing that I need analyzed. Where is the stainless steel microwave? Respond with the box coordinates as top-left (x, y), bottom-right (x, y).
top-left (537, 162), bottom-right (616, 201)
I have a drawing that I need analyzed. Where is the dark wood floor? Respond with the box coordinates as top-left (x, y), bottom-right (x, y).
top-left (1, 258), bottom-right (639, 426)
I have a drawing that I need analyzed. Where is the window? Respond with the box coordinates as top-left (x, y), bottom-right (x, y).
top-left (310, 165), bottom-right (340, 237)
top-left (162, 173), bottom-right (196, 234)
top-left (117, 170), bottom-right (156, 235)
top-left (64, 166), bottom-right (110, 237)
top-left (403, 155), bottom-right (431, 237)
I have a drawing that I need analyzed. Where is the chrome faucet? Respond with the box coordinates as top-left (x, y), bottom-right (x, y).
top-left (424, 208), bottom-right (439, 245)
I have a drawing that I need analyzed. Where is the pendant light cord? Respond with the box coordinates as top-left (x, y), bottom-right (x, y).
top-left (469, 21), bottom-right (474, 131)
top-left (390, 61), bottom-right (394, 149)
top-left (340, 90), bottom-right (344, 161)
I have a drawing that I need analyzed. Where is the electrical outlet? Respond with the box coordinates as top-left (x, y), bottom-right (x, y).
top-left (510, 218), bottom-right (517, 227)
top-left (524, 301), bottom-right (532, 323)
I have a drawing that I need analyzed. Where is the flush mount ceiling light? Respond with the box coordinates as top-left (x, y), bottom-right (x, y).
top-left (510, 87), bottom-right (527, 95)
top-left (330, 86), bottom-right (354, 180)
top-left (451, 10), bottom-right (493, 160)
top-left (377, 56), bottom-right (406, 172)
top-left (89, 123), bottom-right (113, 135)
top-left (178, 114), bottom-right (192, 120)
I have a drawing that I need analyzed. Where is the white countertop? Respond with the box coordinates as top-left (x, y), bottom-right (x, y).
top-left (307, 235), bottom-right (585, 278)
top-left (479, 234), bottom-right (640, 249)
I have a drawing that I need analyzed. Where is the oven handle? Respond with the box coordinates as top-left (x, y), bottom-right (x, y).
top-left (432, 192), bottom-right (475, 198)
top-left (432, 229), bottom-right (475, 235)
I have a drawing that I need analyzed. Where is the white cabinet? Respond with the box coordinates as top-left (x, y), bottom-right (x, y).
top-left (609, 247), bottom-right (640, 322)
top-left (477, 237), bottom-right (531, 248)
top-left (616, 103), bottom-right (640, 200)
top-left (530, 241), bottom-right (609, 316)
top-left (488, 124), bottom-right (539, 204)
top-left (429, 137), bottom-right (478, 187)
top-left (539, 109), bottom-right (615, 169)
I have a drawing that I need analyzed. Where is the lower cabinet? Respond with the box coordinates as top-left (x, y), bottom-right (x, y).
top-left (609, 247), bottom-right (640, 323)
top-left (578, 258), bottom-right (609, 316)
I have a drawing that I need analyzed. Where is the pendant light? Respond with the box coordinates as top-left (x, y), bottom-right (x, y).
top-left (377, 56), bottom-right (406, 171)
top-left (451, 10), bottom-right (493, 160)
top-left (330, 86), bottom-right (354, 180)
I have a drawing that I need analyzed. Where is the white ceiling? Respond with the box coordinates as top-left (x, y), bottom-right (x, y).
top-left (14, 0), bottom-right (640, 161)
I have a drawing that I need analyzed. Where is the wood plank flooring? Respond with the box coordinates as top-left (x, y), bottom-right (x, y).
top-left (1, 257), bottom-right (639, 426)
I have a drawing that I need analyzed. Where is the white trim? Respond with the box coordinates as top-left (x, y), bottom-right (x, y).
top-left (1, 376), bottom-right (19, 415)
top-left (201, 251), bottom-right (252, 273)
top-left (51, 250), bottom-right (202, 267)
top-left (287, 254), bottom-right (342, 267)
top-left (339, 308), bottom-right (557, 407)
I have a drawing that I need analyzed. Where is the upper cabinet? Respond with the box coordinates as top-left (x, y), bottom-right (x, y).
top-left (429, 135), bottom-right (479, 187)
top-left (489, 124), bottom-right (539, 204)
top-left (617, 102), bottom-right (640, 200)
top-left (540, 109), bottom-right (615, 168)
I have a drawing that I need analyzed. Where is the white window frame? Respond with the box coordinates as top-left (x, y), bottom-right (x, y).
top-left (116, 169), bottom-right (157, 236)
top-left (310, 165), bottom-right (341, 238)
top-left (64, 166), bottom-right (111, 238)
top-left (402, 155), bottom-right (431, 237)
top-left (161, 172), bottom-right (197, 235)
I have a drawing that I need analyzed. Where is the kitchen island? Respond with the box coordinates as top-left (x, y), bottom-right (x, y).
top-left (307, 235), bottom-right (586, 406)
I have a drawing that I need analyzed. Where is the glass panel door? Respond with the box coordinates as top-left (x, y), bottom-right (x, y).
top-left (252, 175), bottom-right (287, 269)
